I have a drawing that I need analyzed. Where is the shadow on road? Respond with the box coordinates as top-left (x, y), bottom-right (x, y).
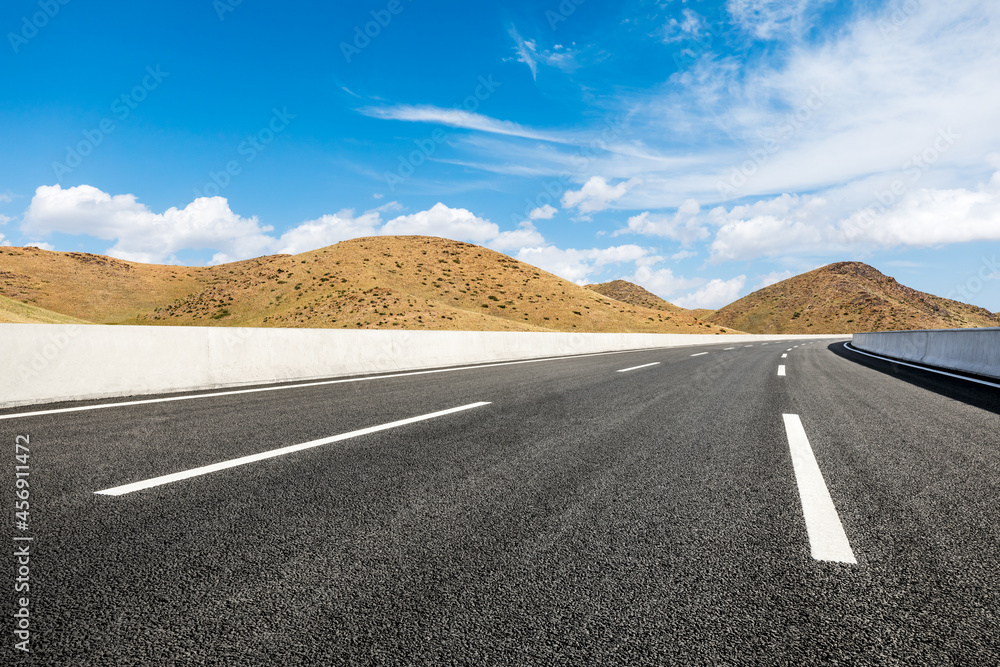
top-left (828, 341), bottom-right (1000, 416)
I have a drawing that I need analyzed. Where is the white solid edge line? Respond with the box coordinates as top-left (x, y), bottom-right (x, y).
top-left (782, 414), bottom-right (857, 564)
top-left (95, 401), bottom-right (491, 496)
top-left (1, 347), bottom-right (668, 421)
top-left (843, 342), bottom-right (1000, 390)
top-left (777, 365), bottom-right (787, 376)
top-left (690, 352), bottom-right (709, 357)
top-left (617, 362), bottom-right (661, 373)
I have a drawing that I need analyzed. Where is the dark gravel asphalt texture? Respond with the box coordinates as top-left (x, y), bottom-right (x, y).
top-left (5, 338), bottom-right (999, 665)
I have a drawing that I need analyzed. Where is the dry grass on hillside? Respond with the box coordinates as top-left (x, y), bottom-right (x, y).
top-left (0, 238), bottom-right (739, 334)
top-left (0, 294), bottom-right (91, 324)
top-left (0, 246), bottom-right (204, 323)
top-left (706, 261), bottom-right (1000, 334)
top-left (584, 279), bottom-right (687, 314)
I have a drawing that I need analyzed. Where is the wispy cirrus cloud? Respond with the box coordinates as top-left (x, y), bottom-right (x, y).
top-left (508, 26), bottom-right (538, 80)
top-left (726, 0), bottom-right (834, 40)
top-left (507, 24), bottom-right (580, 79)
top-left (360, 105), bottom-right (568, 144)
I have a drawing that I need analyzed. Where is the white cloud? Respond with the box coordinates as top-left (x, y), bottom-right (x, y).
top-left (432, 0), bottom-right (1000, 227)
top-left (842, 178), bottom-right (1000, 247)
top-left (489, 221), bottom-right (545, 251)
top-left (25, 241), bottom-right (54, 251)
top-left (726, 0), bottom-right (832, 40)
top-left (671, 249), bottom-right (697, 261)
top-left (707, 171), bottom-right (1000, 260)
top-left (0, 194), bottom-right (13, 204)
top-left (754, 270), bottom-right (793, 289)
top-left (627, 264), bottom-right (702, 298)
top-left (360, 105), bottom-right (565, 144)
top-left (537, 44), bottom-right (579, 73)
top-left (380, 202), bottom-right (499, 242)
top-left (271, 210), bottom-right (382, 256)
top-left (0, 233), bottom-right (9, 246)
top-left (507, 27), bottom-right (578, 78)
top-left (515, 244), bottom-right (649, 284)
top-left (674, 276), bottom-right (747, 309)
top-left (21, 186), bottom-right (551, 264)
top-left (710, 213), bottom-right (825, 262)
top-left (508, 26), bottom-right (538, 80)
top-left (529, 204), bottom-right (557, 220)
top-left (24, 184), bottom-right (276, 265)
top-left (616, 199), bottom-right (708, 243)
top-left (562, 176), bottom-right (636, 213)
top-left (664, 9), bottom-right (708, 43)
top-left (0, 214), bottom-right (12, 225)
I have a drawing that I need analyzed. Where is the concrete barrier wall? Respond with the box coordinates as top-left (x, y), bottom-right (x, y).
top-left (3, 324), bottom-right (840, 408)
top-left (852, 328), bottom-right (1000, 380)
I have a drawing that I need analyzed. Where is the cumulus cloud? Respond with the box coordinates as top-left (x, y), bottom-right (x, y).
top-left (562, 176), bottom-right (636, 213)
top-left (626, 264), bottom-right (702, 298)
top-left (673, 276), bottom-right (748, 309)
top-left (616, 199), bottom-right (708, 244)
top-left (754, 270), bottom-right (793, 289)
top-left (270, 210), bottom-right (382, 256)
top-left (20, 185), bottom-right (553, 265)
top-left (25, 241), bottom-right (55, 250)
top-left (489, 221), bottom-right (545, 251)
top-left (515, 244), bottom-right (649, 284)
top-left (380, 202), bottom-right (499, 242)
top-left (529, 204), bottom-right (557, 220)
top-left (707, 171), bottom-right (1000, 261)
top-left (24, 184), bottom-right (277, 264)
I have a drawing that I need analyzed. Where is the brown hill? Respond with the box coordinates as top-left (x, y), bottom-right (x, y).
top-left (705, 261), bottom-right (1000, 334)
top-left (584, 279), bottom-right (685, 313)
top-left (0, 294), bottom-right (91, 324)
top-left (0, 238), bottom-right (738, 334)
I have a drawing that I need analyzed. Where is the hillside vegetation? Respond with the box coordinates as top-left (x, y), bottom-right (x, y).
top-left (0, 238), bottom-right (735, 334)
top-left (0, 294), bottom-right (91, 324)
top-left (585, 279), bottom-right (686, 314)
top-left (704, 262), bottom-right (1000, 334)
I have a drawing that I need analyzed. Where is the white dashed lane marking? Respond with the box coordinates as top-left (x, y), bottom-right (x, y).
top-left (95, 402), bottom-right (493, 496)
top-left (782, 414), bottom-right (857, 564)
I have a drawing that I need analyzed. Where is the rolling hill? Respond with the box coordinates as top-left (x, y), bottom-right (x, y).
top-left (703, 261), bottom-right (1000, 334)
top-left (0, 238), bottom-right (736, 334)
top-left (0, 294), bottom-right (91, 324)
top-left (584, 279), bottom-right (686, 313)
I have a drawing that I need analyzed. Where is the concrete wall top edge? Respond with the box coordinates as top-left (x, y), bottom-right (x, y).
top-left (854, 327), bottom-right (1000, 335)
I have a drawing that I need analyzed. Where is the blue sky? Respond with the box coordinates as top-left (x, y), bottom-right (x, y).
top-left (2, 0), bottom-right (999, 310)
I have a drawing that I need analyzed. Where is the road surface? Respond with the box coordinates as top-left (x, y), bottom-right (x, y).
top-left (5, 338), bottom-right (999, 664)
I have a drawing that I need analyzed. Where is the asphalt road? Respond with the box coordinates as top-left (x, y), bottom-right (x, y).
top-left (5, 338), bottom-right (999, 665)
